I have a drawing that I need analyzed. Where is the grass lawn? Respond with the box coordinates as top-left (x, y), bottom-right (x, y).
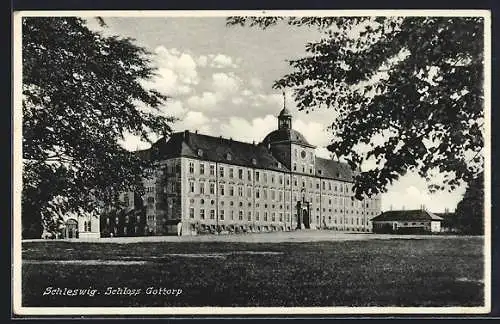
top-left (21, 236), bottom-right (484, 307)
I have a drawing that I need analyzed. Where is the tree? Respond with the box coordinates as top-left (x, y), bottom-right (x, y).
top-left (455, 172), bottom-right (484, 235)
top-left (227, 17), bottom-right (484, 200)
top-left (22, 17), bottom-right (174, 238)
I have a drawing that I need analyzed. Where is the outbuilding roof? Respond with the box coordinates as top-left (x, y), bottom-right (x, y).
top-left (371, 210), bottom-right (444, 222)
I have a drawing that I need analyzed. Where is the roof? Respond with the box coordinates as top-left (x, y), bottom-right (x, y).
top-left (279, 107), bottom-right (292, 117)
top-left (315, 157), bottom-right (353, 181)
top-left (371, 210), bottom-right (444, 222)
top-left (148, 131), bottom-right (289, 172)
top-left (262, 128), bottom-right (315, 148)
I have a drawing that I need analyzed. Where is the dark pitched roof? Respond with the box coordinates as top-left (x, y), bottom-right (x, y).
top-left (262, 128), bottom-right (315, 148)
top-left (371, 210), bottom-right (444, 222)
top-left (279, 107), bottom-right (292, 117)
top-left (149, 131), bottom-right (289, 172)
top-left (315, 157), bottom-right (353, 181)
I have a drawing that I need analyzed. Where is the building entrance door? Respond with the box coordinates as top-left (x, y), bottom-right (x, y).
top-left (302, 209), bottom-right (310, 229)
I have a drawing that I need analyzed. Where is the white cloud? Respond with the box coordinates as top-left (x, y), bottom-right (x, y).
top-left (250, 77), bottom-right (263, 89)
top-left (159, 100), bottom-right (186, 118)
top-left (381, 172), bottom-right (466, 213)
top-left (186, 92), bottom-right (218, 110)
top-left (197, 55), bottom-right (208, 67)
top-left (241, 89), bottom-right (253, 97)
top-left (212, 72), bottom-right (241, 99)
top-left (210, 54), bottom-right (238, 68)
top-left (173, 111), bottom-right (216, 135)
top-left (231, 97), bottom-right (244, 105)
top-left (141, 46), bottom-right (200, 97)
top-left (219, 115), bottom-right (276, 143)
top-left (294, 119), bottom-right (332, 148)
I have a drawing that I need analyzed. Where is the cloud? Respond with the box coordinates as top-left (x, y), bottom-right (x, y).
top-left (197, 55), bottom-right (208, 67)
top-left (294, 119), bottom-right (332, 148)
top-left (186, 92), bottom-right (218, 110)
top-left (173, 111), bottom-right (216, 135)
top-left (241, 89), bottom-right (253, 97)
top-left (210, 54), bottom-right (238, 68)
top-left (212, 72), bottom-right (241, 99)
top-left (250, 77), bottom-right (263, 89)
top-left (140, 46), bottom-right (201, 97)
top-left (381, 171), bottom-right (466, 213)
top-left (219, 115), bottom-right (276, 143)
top-left (231, 97), bottom-right (244, 105)
top-left (159, 100), bottom-right (186, 118)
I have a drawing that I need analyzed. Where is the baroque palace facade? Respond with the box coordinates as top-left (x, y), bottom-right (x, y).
top-left (96, 107), bottom-right (381, 237)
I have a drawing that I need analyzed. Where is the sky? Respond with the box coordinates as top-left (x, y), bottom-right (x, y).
top-left (85, 16), bottom-right (467, 213)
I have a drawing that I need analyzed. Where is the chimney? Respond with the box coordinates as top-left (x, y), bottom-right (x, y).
top-left (195, 130), bottom-right (198, 134)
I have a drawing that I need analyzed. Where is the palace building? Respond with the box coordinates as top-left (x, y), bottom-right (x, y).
top-left (96, 106), bottom-right (382, 237)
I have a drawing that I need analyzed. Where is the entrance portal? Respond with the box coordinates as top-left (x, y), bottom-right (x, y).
top-left (302, 209), bottom-right (310, 229)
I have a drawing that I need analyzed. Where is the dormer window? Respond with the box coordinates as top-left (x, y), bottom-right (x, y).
top-left (277, 162), bottom-right (281, 169)
top-left (197, 149), bottom-right (203, 157)
top-left (251, 158), bottom-right (257, 165)
top-left (226, 153), bottom-right (232, 161)
top-left (318, 170), bottom-right (323, 175)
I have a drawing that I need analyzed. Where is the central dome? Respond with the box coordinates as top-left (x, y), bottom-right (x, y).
top-left (262, 128), bottom-right (314, 147)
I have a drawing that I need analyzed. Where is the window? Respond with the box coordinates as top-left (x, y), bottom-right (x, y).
top-left (279, 192), bottom-right (283, 201)
top-left (238, 169), bottom-right (243, 179)
top-left (322, 181), bottom-right (326, 190)
top-left (256, 212), bottom-right (260, 221)
top-left (220, 184), bottom-right (225, 196)
top-left (219, 166), bottom-right (224, 177)
top-left (210, 210), bottom-right (215, 220)
top-left (197, 149), bottom-right (203, 157)
top-left (294, 177), bottom-right (297, 186)
top-left (286, 213), bottom-right (290, 222)
top-left (272, 212), bottom-right (276, 222)
top-left (189, 181), bottom-right (195, 193)
top-left (189, 208), bottom-right (195, 219)
top-left (279, 213), bottom-right (283, 222)
top-left (200, 209), bottom-right (205, 220)
top-left (263, 189), bottom-right (268, 199)
top-left (189, 162), bottom-right (194, 174)
top-left (200, 198), bottom-right (205, 205)
top-left (220, 210), bottom-right (225, 221)
top-left (209, 183), bottom-right (215, 194)
top-left (271, 175), bottom-right (275, 184)
top-left (247, 186), bottom-right (252, 197)
top-left (229, 168), bottom-right (234, 178)
top-left (247, 211), bottom-right (252, 221)
top-left (238, 186), bottom-right (243, 197)
top-left (226, 153), bottom-right (232, 160)
top-left (264, 212), bottom-right (268, 221)
top-left (230, 186), bottom-right (234, 196)
top-left (199, 182), bottom-right (205, 194)
top-left (209, 164), bottom-right (215, 176)
top-left (256, 189), bottom-right (260, 199)
top-left (239, 211), bottom-right (243, 220)
top-left (256, 171), bottom-right (260, 182)
top-left (264, 172), bottom-right (268, 183)
top-left (247, 170), bottom-right (252, 181)
top-left (200, 163), bottom-right (205, 175)
top-left (293, 163), bottom-right (297, 171)
top-left (271, 190), bottom-right (276, 200)
top-left (231, 211), bottom-right (235, 220)
top-left (279, 175), bottom-right (283, 184)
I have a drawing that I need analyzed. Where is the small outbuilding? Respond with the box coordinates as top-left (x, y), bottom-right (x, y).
top-left (371, 209), bottom-right (443, 234)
